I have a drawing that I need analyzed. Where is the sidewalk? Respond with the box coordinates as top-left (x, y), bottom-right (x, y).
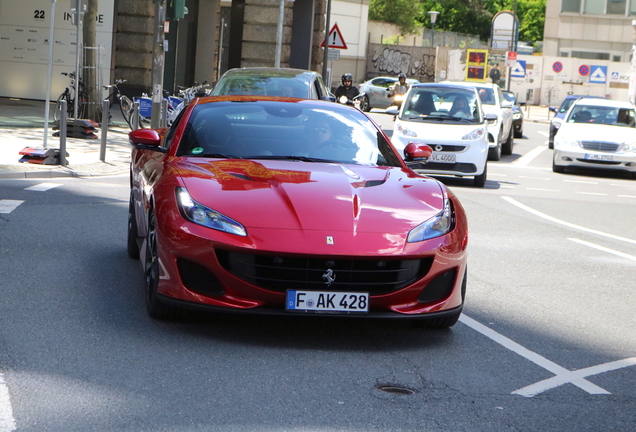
top-left (0, 97), bottom-right (554, 179)
top-left (0, 97), bottom-right (132, 179)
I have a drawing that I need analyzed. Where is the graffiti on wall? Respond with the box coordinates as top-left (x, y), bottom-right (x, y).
top-left (370, 47), bottom-right (435, 79)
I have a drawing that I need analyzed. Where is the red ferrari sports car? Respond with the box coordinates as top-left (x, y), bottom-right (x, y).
top-left (127, 95), bottom-right (468, 328)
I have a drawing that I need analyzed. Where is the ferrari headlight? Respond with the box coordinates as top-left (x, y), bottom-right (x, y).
top-left (462, 127), bottom-right (485, 141)
top-left (396, 123), bottom-right (417, 137)
top-left (176, 187), bottom-right (247, 236)
top-left (513, 113), bottom-right (522, 120)
top-left (407, 199), bottom-right (454, 243)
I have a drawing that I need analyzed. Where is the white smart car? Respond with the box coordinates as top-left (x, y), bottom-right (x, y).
top-left (387, 82), bottom-right (493, 187)
top-left (552, 97), bottom-right (636, 178)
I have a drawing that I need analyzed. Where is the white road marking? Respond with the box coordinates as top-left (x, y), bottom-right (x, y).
top-left (502, 196), bottom-right (636, 245)
top-left (499, 185), bottom-right (516, 189)
top-left (0, 200), bottom-right (23, 214)
top-left (618, 195), bottom-right (636, 199)
top-left (512, 146), bottom-right (547, 167)
top-left (568, 238), bottom-right (636, 261)
top-left (512, 358), bottom-right (636, 398)
top-left (0, 373), bottom-right (16, 432)
top-left (24, 183), bottom-right (61, 192)
top-left (519, 175), bottom-right (550, 180)
top-left (526, 188), bottom-right (559, 192)
top-left (565, 179), bottom-right (598, 184)
top-left (459, 315), bottom-right (611, 397)
top-left (488, 173), bottom-right (507, 177)
top-left (575, 191), bottom-right (607, 196)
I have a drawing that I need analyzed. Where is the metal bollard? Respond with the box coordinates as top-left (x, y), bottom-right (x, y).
top-left (132, 101), bottom-right (140, 130)
top-left (161, 98), bottom-right (168, 128)
top-left (100, 99), bottom-right (109, 162)
top-left (59, 100), bottom-right (67, 166)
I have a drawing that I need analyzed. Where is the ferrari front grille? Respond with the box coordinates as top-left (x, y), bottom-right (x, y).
top-left (216, 251), bottom-right (433, 295)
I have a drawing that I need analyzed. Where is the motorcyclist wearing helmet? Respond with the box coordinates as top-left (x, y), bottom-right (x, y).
top-left (389, 73), bottom-right (410, 98)
top-left (335, 73), bottom-right (360, 103)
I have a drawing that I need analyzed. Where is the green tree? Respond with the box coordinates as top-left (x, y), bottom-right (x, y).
top-left (368, 0), bottom-right (422, 35)
top-left (370, 0), bottom-right (546, 44)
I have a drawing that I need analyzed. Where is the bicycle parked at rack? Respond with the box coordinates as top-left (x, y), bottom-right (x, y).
top-left (54, 72), bottom-right (86, 122)
top-left (103, 79), bottom-right (135, 129)
top-left (128, 89), bottom-right (186, 128)
top-left (166, 81), bottom-right (210, 126)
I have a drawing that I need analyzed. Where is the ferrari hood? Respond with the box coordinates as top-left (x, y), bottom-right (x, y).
top-left (175, 159), bottom-right (445, 234)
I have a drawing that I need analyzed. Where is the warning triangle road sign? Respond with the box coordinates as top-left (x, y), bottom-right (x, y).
top-left (320, 23), bottom-right (347, 49)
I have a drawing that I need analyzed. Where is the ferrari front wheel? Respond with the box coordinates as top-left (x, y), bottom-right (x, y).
top-left (127, 192), bottom-right (140, 259)
top-left (144, 209), bottom-right (181, 319)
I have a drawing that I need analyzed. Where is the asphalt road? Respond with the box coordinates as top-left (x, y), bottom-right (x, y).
top-left (0, 116), bottom-right (634, 431)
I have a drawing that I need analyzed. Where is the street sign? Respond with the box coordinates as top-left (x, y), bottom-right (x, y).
top-left (590, 65), bottom-right (607, 83)
top-left (327, 49), bottom-right (340, 61)
top-left (505, 51), bottom-right (517, 67)
top-left (552, 61), bottom-right (563, 73)
top-left (510, 60), bottom-right (526, 78)
top-left (579, 65), bottom-right (590, 76)
top-left (320, 23), bottom-right (347, 49)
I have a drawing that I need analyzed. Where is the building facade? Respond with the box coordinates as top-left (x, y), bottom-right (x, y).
top-left (543, 0), bottom-right (636, 62)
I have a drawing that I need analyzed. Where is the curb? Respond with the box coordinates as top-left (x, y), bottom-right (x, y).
top-left (0, 161), bottom-right (129, 179)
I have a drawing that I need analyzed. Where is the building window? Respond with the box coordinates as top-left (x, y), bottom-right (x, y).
top-left (630, 0), bottom-right (636, 14)
top-left (562, 0), bottom-right (581, 12)
top-left (559, 52), bottom-right (570, 57)
top-left (571, 51), bottom-right (610, 60)
top-left (613, 55), bottom-right (622, 62)
top-left (584, 1), bottom-right (604, 14)
top-left (607, 0), bottom-right (627, 14)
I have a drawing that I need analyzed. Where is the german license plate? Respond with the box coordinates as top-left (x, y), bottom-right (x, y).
top-left (430, 153), bottom-right (456, 163)
top-left (585, 153), bottom-right (613, 161)
top-left (286, 290), bottom-right (369, 313)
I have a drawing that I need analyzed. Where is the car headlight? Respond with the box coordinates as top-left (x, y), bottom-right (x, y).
top-left (396, 123), bottom-right (417, 137)
top-left (622, 142), bottom-right (636, 153)
top-left (555, 138), bottom-right (580, 149)
top-left (407, 198), bottom-right (454, 243)
top-left (462, 127), bottom-right (485, 141)
top-left (513, 113), bottom-right (522, 120)
top-left (176, 187), bottom-right (247, 236)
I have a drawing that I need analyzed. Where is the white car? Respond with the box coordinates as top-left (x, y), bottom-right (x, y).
top-left (357, 76), bottom-right (420, 112)
top-left (552, 98), bottom-right (636, 177)
top-left (446, 82), bottom-right (514, 161)
top-left (387, 82), bottom-right (492, 187)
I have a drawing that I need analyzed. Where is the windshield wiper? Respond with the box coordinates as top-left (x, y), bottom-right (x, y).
top-left (246, 155), bottom-right (341, 163)
top-left (192, 153), bottom-right (241, 159)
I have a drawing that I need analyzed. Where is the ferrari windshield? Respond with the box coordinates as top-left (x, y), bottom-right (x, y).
top-left (400, 86), bottom-right (481, 124)
top-left (175, 100), bottom-right (403, 167)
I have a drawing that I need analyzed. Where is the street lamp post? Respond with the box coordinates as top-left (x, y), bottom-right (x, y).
top-left (428, 11), bottom-right (439, 48)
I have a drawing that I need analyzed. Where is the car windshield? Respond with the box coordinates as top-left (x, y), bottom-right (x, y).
top-left (476, 87), bottom-right (495, 105)
top-left (566, 104), bottom-right (636, 127)
top-left (503, 92), bottom-right (516, 103)
top-left (559, 98), bottom-right (576, 113)
top-left (399, 87), bottom-right (481, 124)
top-left (176, 101), bottom-right (402, 166)
top-left (212, 75), bottom-right (310, 98)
